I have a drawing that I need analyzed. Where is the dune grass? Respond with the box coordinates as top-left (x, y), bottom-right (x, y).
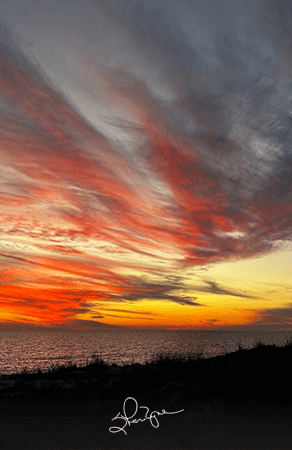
top-left (1, 339), bottom-right (292, 404)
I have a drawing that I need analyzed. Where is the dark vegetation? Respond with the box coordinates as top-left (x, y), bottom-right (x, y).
top-left (1, 339), bottom-right (292, 405)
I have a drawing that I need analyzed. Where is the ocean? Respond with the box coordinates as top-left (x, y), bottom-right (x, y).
top-left (0, 329), bottom-right (291, 375)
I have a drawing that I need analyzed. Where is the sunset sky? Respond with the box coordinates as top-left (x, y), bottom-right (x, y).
top-left (0, 0), bottom-right (291, 331)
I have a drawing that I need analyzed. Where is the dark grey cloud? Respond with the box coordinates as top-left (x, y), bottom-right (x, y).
top-left (130, 1), bottom-right (199, 83)
top-left (199, 318), bottom-right (218, 325)
top-left (11, 299), bottom-right (48, 309)
top-left (60, 307), bottom-right (89, 314)
top-left (194, 280), bottom-right (257, 299)
top-left (94, 0), bottom-right (292, 266)
top-left (100, 307), bottom-right (159, 316)
top-left (92, 312), bottom-right (154, 320)
top-left (254, 302), bottom-right (292, 325)
top-left (121, 277), bottom-right (202, 306)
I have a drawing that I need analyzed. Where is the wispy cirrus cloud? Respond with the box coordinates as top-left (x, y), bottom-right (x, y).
top-left (0, 0), bottom-right (291, 329)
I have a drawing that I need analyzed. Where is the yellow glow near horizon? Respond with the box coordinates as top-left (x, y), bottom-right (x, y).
top-left (72, 246), bottom-right (292, 329)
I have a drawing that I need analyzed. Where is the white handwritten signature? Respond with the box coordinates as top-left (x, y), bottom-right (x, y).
top-left (109, 396), bottom-right (184, 435)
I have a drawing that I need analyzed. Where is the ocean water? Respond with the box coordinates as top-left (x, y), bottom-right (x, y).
top-left (0, 329), bottom-right (291, 375)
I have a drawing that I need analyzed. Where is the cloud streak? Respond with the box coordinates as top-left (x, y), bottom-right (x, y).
top-left (0, 0), bottom-right (291, 328)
